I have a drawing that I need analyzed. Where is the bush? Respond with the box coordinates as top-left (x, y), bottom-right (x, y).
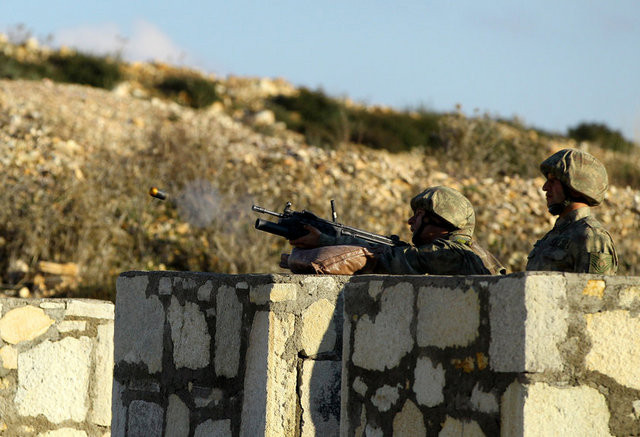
top-left (268, 88), bottom-right (441, 152)
top-left (0, 52), bottom-right (122, 89)
top-left (156, 76), bottom-right (219, 108)
top-left (268, 88), bottom-right (349, 146)
top-left (348, 108), bottom-right (440, 153)
top-left (0, 53), bottom-right (55, 80)
top-left (433, 114), bottom-right (549, 178)
top-left (48, 53), bottom-right (122, 89)
top-left (568, 122), bottom-right (635, 153)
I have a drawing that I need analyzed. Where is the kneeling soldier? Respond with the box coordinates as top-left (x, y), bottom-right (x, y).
top-left (290, 186), bottom-right (505, 275)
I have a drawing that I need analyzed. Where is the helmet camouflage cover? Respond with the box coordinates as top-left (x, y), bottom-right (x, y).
top-left (540, 148), bottom-right (608, 206)
top-left (410, 186), bottom-right (475, 236)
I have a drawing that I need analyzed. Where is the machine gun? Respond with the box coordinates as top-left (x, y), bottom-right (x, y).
top-left (252, 201), bottom-right (409, 247)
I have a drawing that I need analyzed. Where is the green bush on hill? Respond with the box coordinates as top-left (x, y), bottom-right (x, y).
top-left (568, 122), bottom-right (634, 153)
top-left (155, 75), bottom-right (220, 108)
top-left (47, 53), bottom-right (122, 89)
top-left (267, 88), bottom-right (441, 152)
top-left (0, 53), bottom-right (55, 80)
top-left (268, 88), bottom-right (349, 146)
top-left (0, 51), bottom-right (122, 89)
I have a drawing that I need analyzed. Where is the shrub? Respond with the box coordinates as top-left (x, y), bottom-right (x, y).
top-left (268, 88), bottom-right (349, 146)
top-left (47, 53), bottom-right (122, 89)
top-left (268, 88), bottom-right (441, 152)
top-left (0, 53), bottom-right (54, 80)
top-left (433, 114), bottom-right (549, 178)
top-left (0, 51), bottom-right (122, 89)
top-left (348, 108), bottom-right (440, 153)
top-left (568, 122), bottom-right (635, 153)
top-left (156, 76), bottom-right (219, 108)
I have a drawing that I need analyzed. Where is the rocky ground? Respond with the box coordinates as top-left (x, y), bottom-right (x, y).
top-left (1, 64), bottom-right (639, 300)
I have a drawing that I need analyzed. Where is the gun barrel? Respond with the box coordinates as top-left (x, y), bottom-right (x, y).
top-left (251, 205), bottom-right (283, 218)
top-left (149, 187), bottom-right (167, 200)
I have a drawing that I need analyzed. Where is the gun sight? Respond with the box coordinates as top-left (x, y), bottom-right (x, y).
top-left (149, 187), bottom-right (167, 200)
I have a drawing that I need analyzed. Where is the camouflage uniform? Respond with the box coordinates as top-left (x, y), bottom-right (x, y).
top-left (526, 148), bottom-right (618, 275)
top-left (318, 186), bottom-right (505, 275)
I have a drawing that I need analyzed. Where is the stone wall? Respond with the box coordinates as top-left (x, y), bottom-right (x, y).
top-left (113, 271), bottom-right (640, 436)
top-left (0, 298), bottom-right (114, 436)
top-left (113, 272), bottom-right (347, 437)
top-left (341, 273), bottom-right (640, 437)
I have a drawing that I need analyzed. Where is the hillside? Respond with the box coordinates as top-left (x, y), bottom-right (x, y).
top-left (1, 40), bottom-right (639, 300)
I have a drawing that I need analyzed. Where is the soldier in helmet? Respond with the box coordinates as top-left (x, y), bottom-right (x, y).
top-left (290, 186), bottom-right (505, 275)
top-left (526, 148), bottom-right (618, 274)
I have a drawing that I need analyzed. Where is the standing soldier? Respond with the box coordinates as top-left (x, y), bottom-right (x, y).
top-left (290, 186), bottom-right (505, 275)
top-left (526, 148), bottom-right (618, 274)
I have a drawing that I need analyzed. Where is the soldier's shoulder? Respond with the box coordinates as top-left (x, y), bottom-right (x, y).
top-left (577, 215), bottom-right (614, 243)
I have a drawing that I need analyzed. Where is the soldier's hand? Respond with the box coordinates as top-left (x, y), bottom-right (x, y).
top-left (289, 225), bottom-right (321, 248)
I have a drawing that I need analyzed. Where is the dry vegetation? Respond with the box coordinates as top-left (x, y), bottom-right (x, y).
top-left (1, 38), bottom-right (639, 301)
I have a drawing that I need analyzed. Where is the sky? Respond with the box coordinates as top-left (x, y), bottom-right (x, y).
top-left (1, 1), bottom-right (639, 143)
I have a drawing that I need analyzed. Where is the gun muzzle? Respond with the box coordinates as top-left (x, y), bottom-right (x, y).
top-left (149, 187), bottom-right (167, 200)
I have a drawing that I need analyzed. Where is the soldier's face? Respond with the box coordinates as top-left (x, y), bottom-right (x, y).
top-left (408, 208), bottom-right (449, 245)
top-left (542, 174), bottom-right (565, 207)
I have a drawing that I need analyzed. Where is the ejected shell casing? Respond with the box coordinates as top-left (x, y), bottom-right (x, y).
top-left (149, 187), bottom-right (167, 200)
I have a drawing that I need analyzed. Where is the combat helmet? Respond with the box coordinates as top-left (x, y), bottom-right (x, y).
top-left (540, 148), bottom-right (608, 206)
top-left (410, 186), bottom-right (475, 236)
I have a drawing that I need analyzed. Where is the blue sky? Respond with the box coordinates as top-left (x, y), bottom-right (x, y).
top-left (2, 1), bottom-right (639, 142)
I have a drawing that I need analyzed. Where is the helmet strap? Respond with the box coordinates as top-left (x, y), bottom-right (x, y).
top-left (412, 221), bottom-right (427, 245)
top-left (547, 183), bottom-right (578, 215)
top-left (547, 200), bottom-right (571, 216)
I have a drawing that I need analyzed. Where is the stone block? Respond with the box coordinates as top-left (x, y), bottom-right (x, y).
top-left (58, 321), bottom-right (87, 333)
top-left (215, 285), bottom-right (242, 378)
top-left (195, 419), bottom-right (232, 437)
top-left (240, 311), bottom-right (296, 437)
top-left (353, 376), bottom-right (367, 397)
top-left (89, 322), bottom-right (114, 426)
top-left (470, 383), bottom-right (499, 414)
top-left (489, 275), bottom-right (568, 372)
top-left (15, 337), bottom-right (92, 423)
top-left (0, 345), bottom-right (17, 369)
top-left (413, 356), bottom-right (445, 407)
top-left (250, 283), bottom-right (297, 304)
top-left (66, 300), bottom-right (114, 320)
top-left (372, 384), bottom-right (401, 412)
top-left (368, 280), bottom-right (384, 300)
top-left (197, 280), bottom-right (213, 301)
top-left (111, 380), bottom-right (127, 436)
top-left (173, 277), bottom-right (197, 291)
top-left (501, 382), bottom-right (612, 437)
top-left (392, 399), bottom-right (426, 437)
top-left (300, 359), bottom-right (341, 437)
top-left (352, 283), bottom-right (414, 371)
top-left (127, 400), bottom-right (164, 437)
top-left (300, 276), bottom-right (338, 296)
top-left (115, 275), bottom-right (164, 373)
top-left (0, 305), bottom-right (54, 344)
top-left (585, 310), bottom-right (640, 390)
top-left (619, 286), bottom-right (640, 309)
top-left (159, 277), bottom-right (172, 295)
top-left (417, 286), bottom-right (479, 348)
top-left (440, 416), bottom-right (485, 436)
top-left (39, 302), bottom-right (66, 309)
top-left (168, 297), bottom-right (210, 369)
top-left (582, 279), bottom-right (605, 298)
top-left (165, 394), bottom-right (190, 437)
top-left (300, 298), bottom-right (337, 356)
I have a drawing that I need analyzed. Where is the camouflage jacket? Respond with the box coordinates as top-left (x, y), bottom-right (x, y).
top-left (317, 232), bottom-right (504, 275)
top-left (526, 207), bottom-right (618, 274)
